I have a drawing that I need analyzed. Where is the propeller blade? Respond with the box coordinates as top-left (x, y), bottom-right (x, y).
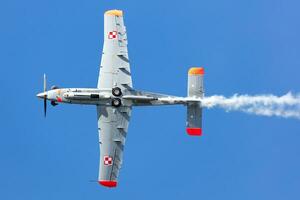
top-left (43, 73), bottom-right (47, 92)
top-left (44, 98), bottom-right (47, 117)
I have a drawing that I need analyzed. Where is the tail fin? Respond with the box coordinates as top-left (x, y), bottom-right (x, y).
top-left (186, 67), bottom-right (204, 136)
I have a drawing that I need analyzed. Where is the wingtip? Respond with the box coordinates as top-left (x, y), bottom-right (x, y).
top-left (98, 180), bottom-right (118, 188)
top-left (105, 10), bottom-right (123, 16)
top-left (186, 128), bottom-right (202, 136)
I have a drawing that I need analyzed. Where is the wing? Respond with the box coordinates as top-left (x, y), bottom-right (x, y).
top-left (97, 10), bottom-right (132, 91)
top-left (96, 10), bottom-right (132, 188)
top-left (97, 105), bottom-right (131, 187)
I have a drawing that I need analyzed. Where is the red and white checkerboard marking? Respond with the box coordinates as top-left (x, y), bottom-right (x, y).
top-left (108, 31), bottom-right (118, 39)
top-left (104, 156), bottom-right (113, 166)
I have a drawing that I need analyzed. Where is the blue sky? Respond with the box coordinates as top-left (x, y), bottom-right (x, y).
top-left (1, 0), bottom-right (300, 199)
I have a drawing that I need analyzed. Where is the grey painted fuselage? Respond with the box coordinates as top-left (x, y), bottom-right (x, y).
top-left (37, 88), bottom-right (194, 106)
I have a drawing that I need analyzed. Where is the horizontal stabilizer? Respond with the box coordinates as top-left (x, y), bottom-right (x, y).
top-left (186, 103), bottom-right (202, 136)
top-left (186, 67), bottom-right (204, 136)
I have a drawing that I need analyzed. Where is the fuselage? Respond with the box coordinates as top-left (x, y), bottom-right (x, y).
top-left (37, 88), bottom-right (114, 105)
top-left (36, 87), bottom-right (199, 107)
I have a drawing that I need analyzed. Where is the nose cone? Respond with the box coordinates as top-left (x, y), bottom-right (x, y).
top-left (37, 92), bottom-right (47, 99)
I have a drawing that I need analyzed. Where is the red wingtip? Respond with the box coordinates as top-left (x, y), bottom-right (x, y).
top-left (98, 180), bottom-right (117, 188)
top-left (186, 128), bottom-right (202, 136)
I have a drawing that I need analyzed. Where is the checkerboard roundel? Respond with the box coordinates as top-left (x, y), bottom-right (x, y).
top-left (108, 31), bottom-right (117, 39)
top-left (104, 155), bottom-right (113, 166)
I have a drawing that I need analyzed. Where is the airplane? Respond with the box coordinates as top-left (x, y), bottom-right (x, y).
top-left (37, 9), bottom-right (204, 188)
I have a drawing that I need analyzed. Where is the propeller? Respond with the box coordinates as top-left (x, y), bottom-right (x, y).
top-left (43, 73), bottom-right (47, 117)
top-left (37, 74), bottom-right (59, 116)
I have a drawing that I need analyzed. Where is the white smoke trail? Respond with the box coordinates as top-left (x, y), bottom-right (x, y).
top-left (201, 92), bottom-right (300, 119)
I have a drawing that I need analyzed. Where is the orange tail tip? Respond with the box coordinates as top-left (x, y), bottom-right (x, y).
top-left (186, 128), bottom-right (202, 136)
top-left (188, 67), bottom-right (204, 75)
top-left (98, 180), bottom-right (118, 188)
top-left (105, 10), bottom-right (123, 16)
